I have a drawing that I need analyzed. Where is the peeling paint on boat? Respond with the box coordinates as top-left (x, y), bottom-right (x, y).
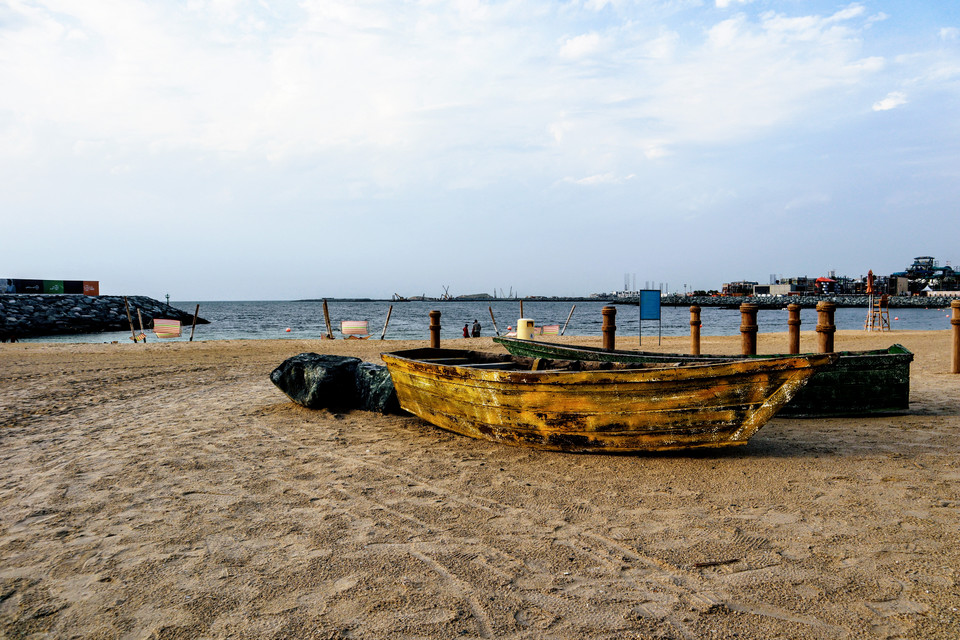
top-left (382, 348), bottom-right (836, 453)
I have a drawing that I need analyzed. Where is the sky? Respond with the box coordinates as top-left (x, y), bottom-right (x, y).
top-left (1, 0), bottom-right (958, 301)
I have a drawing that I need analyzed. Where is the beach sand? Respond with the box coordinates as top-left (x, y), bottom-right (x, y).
top-left (1, 330), bottom-right (958, 639)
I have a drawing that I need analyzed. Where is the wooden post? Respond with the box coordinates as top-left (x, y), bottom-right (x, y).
top-left (488, 306), bottom-right (500, 337)
top-left (787, 303), bottom-right (801, 354)
top-left (322, 300), bottom-right (334, 339)
top-left (519, 300), bottom-right (524, 319)
top-left (952, 300), bottom-right (960, 374)
top-left (816, 301), bottom-right (836, 353)
top-left (601, 306), bottom-right (616, 351)
top-left (189, 304), bottom-right (200, 341)
top-left (123, 297), bottom-right (138, 342)
top-left (137, 308), bottom-right (147, 343)
top-left (739, 303), bottom-right (758, 356)
top-left (689, 305), bottom-right (701, 355)
top-left (561, 304), bottom-right (576, 336)
top-left (380, 305), bottom-right (393, 340)
top-left (429, 310), bottom-right (441, 349)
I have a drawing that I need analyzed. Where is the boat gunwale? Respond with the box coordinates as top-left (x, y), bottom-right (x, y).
top-left (492, 337), bottom-right (913, 363)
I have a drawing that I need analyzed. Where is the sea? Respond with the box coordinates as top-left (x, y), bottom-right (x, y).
top-left (20, 299), bottom-right (957, 343)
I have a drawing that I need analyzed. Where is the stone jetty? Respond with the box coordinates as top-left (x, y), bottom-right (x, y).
top-left (0, 294), bottom-right (208, 339)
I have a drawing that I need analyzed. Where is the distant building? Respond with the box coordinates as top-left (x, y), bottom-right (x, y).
top-left (891, 256), bottom-right (958, 293)
top-left (752, 284), bottom-right (795, 296)
top-left (721, 281), bottom-right (758, 296)
top-left (613, 290), bottom-right (661, 299)
top-left (708, 255), bottom-right (955, 298)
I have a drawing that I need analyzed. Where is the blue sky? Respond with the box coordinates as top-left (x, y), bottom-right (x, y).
top-left (2, 0), bottom-right (958, 300)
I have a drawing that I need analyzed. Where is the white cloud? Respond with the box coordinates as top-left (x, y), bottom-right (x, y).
top-left (872, 91), bottom-right (907, 111)
top-left (559, 32), bottom-right (603, 59)
top-left (634, 4), bottom-right (886, 148)
top-left (715, 0), bottom-right (753, 9)
top-left (562, 173), bottom-right (635, 186)
top-left (644, 31), bottom-right (679, 59)
top-left (941, 27), bottom-right (959, 42)
top-left (584, 0), bottom-right (612, 10)
top-left (643, 143), bottom-right (670, 160)
top-left (548, 120), bottom-right (573, 143)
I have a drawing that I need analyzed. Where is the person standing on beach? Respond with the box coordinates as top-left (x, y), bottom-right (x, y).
top-left (472, 319), bottom-right (481, 337)
top-left (463, 323), bottom-right (470, 338)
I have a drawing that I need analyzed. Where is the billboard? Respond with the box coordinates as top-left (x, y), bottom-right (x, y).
top-left (14, 279), bottom-right (43, 293)
top-left (43, 280), bottom-right (65, 294)
top-left (3, 279), bottom-right (99, 295)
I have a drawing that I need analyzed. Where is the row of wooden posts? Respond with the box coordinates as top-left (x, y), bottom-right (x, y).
top-left (429, 300), bottom-right (960, 374)
top-left (681, 303), bottom-right (833, 356)
top-left (599, 302), bottom-right (842, 355)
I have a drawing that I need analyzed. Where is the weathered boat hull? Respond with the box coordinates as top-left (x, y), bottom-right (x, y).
top-left (493, 338), bottom-right (913, 418)
top-left (381, 348), bottom-right (836, 453)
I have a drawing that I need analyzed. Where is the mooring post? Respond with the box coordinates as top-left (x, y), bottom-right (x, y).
top-left (739, 303), bottom-right (758, 356)
top-left (816, 301), bottom-right (836, 353)
top-left (787, 303), bottom-right (801, 354)
top-left (189, 304), bottom-right (200, 341)
top-left (380, 305), bottom-right (393, 340)
top-left (952, 300), bottom-right (960, 374)
top-left (322, 300), bottom-right (333, 339)
top-left (488, 306), bottom-right (500, 337)
top-left (429, 310), bottom-right (441, 349)
top-left (689, 305), bottom-right (701, 355)
top-left (601, 306), bottom-right (616, 350)
top-left (123, 297), bottom-right (138, 343)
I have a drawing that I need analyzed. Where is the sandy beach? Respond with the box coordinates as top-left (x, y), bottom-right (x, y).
top-left (1, 330), bottom-right (958, 639)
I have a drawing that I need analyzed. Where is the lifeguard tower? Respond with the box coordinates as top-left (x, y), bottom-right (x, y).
top-left (864, 270), bottom-right (890, 331)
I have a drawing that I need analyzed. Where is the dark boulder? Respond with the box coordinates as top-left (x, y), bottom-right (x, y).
top-left (356, 362), bottom-right (403, 414)
top-left (270, 353), bottom-right (362, 410)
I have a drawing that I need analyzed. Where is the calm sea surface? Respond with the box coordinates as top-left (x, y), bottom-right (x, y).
top-left (22, 299), bottom-right (956, 343)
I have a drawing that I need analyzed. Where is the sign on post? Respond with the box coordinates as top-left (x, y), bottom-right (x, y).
top-left (638, 290), bottom-right (662, 345)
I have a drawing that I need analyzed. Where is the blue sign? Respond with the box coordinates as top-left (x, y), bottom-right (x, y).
top-left (638, 290), bottom-right (661, 320)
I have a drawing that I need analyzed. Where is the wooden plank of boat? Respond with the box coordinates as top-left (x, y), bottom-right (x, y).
top-left (381, 348), bottom-right (837, 453)
top-left (493, 337), bottom-right (913, 418)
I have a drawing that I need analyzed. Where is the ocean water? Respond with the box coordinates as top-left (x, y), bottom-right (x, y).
top-left (21, 299), bottom-right (956, 343)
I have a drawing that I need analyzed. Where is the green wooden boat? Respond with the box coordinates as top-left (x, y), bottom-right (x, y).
top-left (493, 337), bottom-right (913, 418)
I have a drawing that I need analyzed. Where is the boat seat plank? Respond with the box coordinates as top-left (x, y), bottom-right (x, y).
top-left (459, 362), bottom-right (524, 370)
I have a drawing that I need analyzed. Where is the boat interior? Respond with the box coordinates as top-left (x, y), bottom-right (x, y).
top-left (388, 349), bottom-right (718, 372)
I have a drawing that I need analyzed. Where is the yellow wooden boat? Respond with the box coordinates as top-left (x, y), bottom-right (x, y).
top-left (381, 348), bottom-right (838, 453)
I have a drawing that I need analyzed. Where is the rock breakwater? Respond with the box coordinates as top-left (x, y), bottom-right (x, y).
top-left (0, 294), bottom-right (208, 339)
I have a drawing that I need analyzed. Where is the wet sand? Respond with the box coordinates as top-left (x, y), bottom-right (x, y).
top-left (1, 330), bottom-right (958, 639)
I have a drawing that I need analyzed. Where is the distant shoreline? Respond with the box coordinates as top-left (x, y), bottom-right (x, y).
top-left (295, 297), bottom-right (601, 303)
top-left (297, 294), bottom-right (958, 309)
